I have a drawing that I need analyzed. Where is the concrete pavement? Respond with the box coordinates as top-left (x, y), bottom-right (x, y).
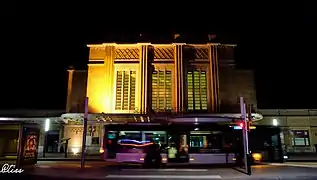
top-left (11, 164), bottom-right (317, 179)
top-left (37, 153), bottom-right (102, 161)
top-left (1, 160), bottom-right (317, 179)
top-left (268, 162), bottom-right (317, 168)
top-left (33, 161), bottom-right (119, 169)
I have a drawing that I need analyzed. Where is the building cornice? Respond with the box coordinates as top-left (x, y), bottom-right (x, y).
top-left (87, 43), bottom-right (237, 48)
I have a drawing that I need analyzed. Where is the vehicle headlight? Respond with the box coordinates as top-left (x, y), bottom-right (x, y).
top-left (252, 153), bottom-right (262, 161)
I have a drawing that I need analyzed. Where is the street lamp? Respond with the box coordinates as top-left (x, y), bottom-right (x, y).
top-left (45, 118), bottom-right (50, 132)
top-left (43, 118), bottom-right (50, 158)
top-left (272, 118), bottom-right (278, 126)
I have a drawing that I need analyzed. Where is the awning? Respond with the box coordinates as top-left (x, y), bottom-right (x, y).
top-left (61, 112), bottom-right (263, 124)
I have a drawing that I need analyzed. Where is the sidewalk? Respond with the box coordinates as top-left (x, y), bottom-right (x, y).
top-left (268, 162), bottom-right (317, 168)
top-left (21, 164), bottom-right (317, 179)
top-left (37, 153), bottom-right (103, 161)
top-left (286, 153), bottom-right (317, 162)
top-left (33, 161), bottom-right (119, 169)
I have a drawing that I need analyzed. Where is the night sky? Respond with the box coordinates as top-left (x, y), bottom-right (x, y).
top-left (1, 9), bottom-right (316, 110)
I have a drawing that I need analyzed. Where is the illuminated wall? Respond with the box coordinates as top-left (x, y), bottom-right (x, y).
top-left (66, 43), bottom-right (256, 114)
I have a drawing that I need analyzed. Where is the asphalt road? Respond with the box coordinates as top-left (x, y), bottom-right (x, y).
top-left (2, 164), bottom-right (317, 180)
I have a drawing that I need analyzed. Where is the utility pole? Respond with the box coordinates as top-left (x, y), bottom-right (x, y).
top-left (239, 97), bottom-right (251, 175)
top-left (81, 97), bottom-right (89, 168)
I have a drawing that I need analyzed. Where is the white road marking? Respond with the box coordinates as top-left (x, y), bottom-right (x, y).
top-left (269, 163), bottom-right (317, 168)
top-left (121, 168), bottom-right (208, 172)
top-left (106, 175), bottom-right (222, 179)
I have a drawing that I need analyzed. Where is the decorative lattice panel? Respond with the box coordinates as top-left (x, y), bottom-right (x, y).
top-left (195, 48), bottom-right (209, 59)
top-left (154, 47), bottom-right (174, 59)
top-left (68, 127), bottom-right (83, 133)
top-left (115, 48), bottom-right (139, 59)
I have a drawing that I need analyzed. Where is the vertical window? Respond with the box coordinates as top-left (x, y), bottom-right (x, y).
top-left (115, 70), bottom-right (136, 111)
top-left (152, 70), bottom-right (172, 111)
top-left (187, 70), bottom-right (207, 111)
top-left (291, 130), bottom-right (310, 146)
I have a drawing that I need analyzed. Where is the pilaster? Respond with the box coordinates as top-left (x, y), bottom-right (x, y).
top-left (139, 45), bottom-right (149, 114)
top-left (66, 69), bottom-right (74, 112)
top-left (173, 44), bottom-right (185, 112)
top-left (103, 45), bottom-right (115, 113)
top-left (208, 44), bottom-right (220, 112)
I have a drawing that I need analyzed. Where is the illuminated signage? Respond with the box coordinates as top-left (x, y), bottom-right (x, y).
top-left (233, 126), bottom-right (256, 130)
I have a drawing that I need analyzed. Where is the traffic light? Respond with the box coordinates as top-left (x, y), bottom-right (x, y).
top-left (239, 122), bottom-right (244, 128)
top-left (237, 121), bottom-right (252, 131)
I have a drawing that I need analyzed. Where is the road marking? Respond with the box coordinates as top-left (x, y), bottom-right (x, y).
top-left (269, 163), bottom-right (317, 168)
top-left (121, 168), bottom-right (208, 172)
top-left (106, 175), bottom-right (222, 179)
top-left (35, 165), bottom-right (51, 168)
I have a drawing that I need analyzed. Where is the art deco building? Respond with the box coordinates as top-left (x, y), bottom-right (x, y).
top-left (1, 42), bottom-right (316, 157)
top-left (61, 42), bottom-right (261, 153)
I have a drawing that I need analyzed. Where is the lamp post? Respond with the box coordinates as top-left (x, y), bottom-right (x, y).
top-left (43, 118), bottom-right (50, 158)
top-left (81, 97), bottom-right (89, 168)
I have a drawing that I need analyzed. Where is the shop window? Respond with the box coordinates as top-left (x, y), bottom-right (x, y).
top-left (291, 130), bottom-right (310, 146)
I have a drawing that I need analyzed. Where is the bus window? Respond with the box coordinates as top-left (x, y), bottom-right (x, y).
top-left (117, 139), bottom-right (152, 154)
top-left (118, 131), bottom-right (141, 141)
top-left (144, 131), bottom-right (167, 145)
top-left (189, 132), bottom-right (222, 153)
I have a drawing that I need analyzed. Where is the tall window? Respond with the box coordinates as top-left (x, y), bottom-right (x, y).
top-left (187, 70), bottom-right (207, 111)
top-left (152, 70), bottom-right (172, 111)
top-left (115, 70), bottom-right (136, 111)
top-left (291, 130), bottom-right (310, 146)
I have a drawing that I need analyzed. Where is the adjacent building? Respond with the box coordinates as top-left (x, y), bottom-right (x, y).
top-left (257, 109), bottom-right (317, 153)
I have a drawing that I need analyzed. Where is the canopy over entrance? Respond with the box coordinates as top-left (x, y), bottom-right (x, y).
top-left (61, 112), bottom-right (263, 124)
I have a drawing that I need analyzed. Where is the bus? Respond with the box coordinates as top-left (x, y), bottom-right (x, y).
top-left (100, 122), bottom-right (286, 166)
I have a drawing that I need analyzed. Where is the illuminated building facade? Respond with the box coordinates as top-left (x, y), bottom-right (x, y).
top-left (62, 43), bottom-right (261, 154)
top-left (1, 43), bottom-right (316, 156)
top-left (68, 43), bottom-right (258, 114)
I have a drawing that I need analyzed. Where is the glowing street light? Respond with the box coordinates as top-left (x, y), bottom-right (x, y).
top-left (272, 118), bottom-right (278, 126)
top-left (45, 118), bottom-right (50, 132)
top-left (43, 118), bottom-right (51, 158)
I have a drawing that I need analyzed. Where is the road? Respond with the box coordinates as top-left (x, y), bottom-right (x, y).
top-left (1, 162), bottom-right (317, 179)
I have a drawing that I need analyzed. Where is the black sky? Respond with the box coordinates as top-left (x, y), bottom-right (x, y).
top-left (1, 9), bottom-right (316, 110)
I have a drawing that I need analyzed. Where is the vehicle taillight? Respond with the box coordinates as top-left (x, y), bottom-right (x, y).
top-left (99, 147), bottom-right (105, 154)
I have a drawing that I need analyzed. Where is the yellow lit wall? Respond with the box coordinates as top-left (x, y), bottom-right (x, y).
top-left (87, 45), bottom-right (115, 113)
top-left (87, 65), bottom-right (109, 113)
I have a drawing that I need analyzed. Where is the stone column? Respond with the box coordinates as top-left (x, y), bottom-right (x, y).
top-left (38, 128), bottom-right (45, 157)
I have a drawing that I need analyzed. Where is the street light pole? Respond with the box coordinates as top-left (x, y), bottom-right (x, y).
top-left (81, 97), bottom-right (89, 169)
top-left (239, 97), bottom-right (251, 175)
top-left (246, 104), bottom-right (252, 175)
